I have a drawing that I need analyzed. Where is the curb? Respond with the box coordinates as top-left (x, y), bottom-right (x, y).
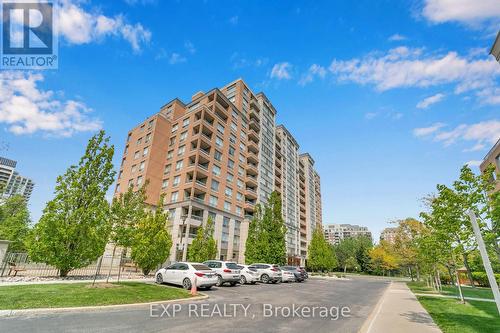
top-left (0, 293), bottom-right (209, 317)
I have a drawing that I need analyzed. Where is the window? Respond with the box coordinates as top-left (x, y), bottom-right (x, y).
top-left (178, 145), bottom-right (185, 156)
top-left (127, 133), bottom-right (131, 142)
top-left (145, 133), bottom-right (151, 143)
top-left (162, 179), bottom-right (169, 189)
top-left (209, 195), bottom-right (218, 206)
top-left (172, 124), bottom-right (178, 133)
top-left (238, 166), bottom-right (244, 176)
top-left (236, 206), bottom-right (242, 216)
top-left (175, 160), bottom-right (183, 171)
top-left (239, 154), bottom-right (245, 163)
top-left (134, 151), bottom-right (140, 159)
top-left (217, 123), bottom-right (225, 134)
top-left (214, 150), bottom-right (222, 162)
top-left (142, 147), bottom-right (149, 157)
top-left (171, 191), bottom-right (179, 202)
top-left (183, 118), bottom-right (190, 127)
top-left (213, 165), bottom-right (221, 176)
top-left (137, 137), bottom-right (142, 145)
top-left (228, 159), bottom-right (234, 169)
top-left (226, 173), bottom-right (234, 183)
top-left (225, 187), bottom-right (232, 197)
top-left (164, 164), bottom-right (171, 174)
top-left (169, 137), bottom-right (176, 146)
top-left (137, 176), bottom-right (143, 186)
top-left (173, 176), bottom-right (180, 186)
top-left (139, 161), bottom-right (145, 172)
top-left (131, 164), bottom-right (137, 173)
top-left (148, 119), bottom-right (154, 129)
top-left (229, 134), bottom-right (237, 144)
top-left (211, 180), bottom-right (219, 191)
top-left (180, 131), bottom-right (188, 142)
top-left (229, 146), bottom-right (235, 156)
top-left (236, 192), bottom-right (243, 201)
top-left (224, 201), bottom-right (231, 212)
top-left (237, 179), bottom-right (244, 189)
top-left (216, 136), bottom-right (223, 148)
top-left (128, 179), bottom-right (134, 187)
top-left (230, 122), bottom-right (237, 132)
top-left (167, 150), bottom-right (173, 159)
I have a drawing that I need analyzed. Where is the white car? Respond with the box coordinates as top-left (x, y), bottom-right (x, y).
top-left (281, 269), bottom-right (296, 282)
top-left (237, 264), bottom-right (259, 284)
top-left (203, 260), bottom-right (241, 286)
top-left (248, 263), bottom-right (282, 284)
top-left (155, 262), bottom-right (218, 290)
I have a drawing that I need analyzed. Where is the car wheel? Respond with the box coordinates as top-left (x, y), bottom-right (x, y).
top-left (216, 275), bottom-right (223, 287)
top-left (240, 275), bottom-right (247, 285)
top-left (261, 274), bottom-right (270, 284)
top-left (271, 280), bottom-right (277, 284)
top-left (204, 286), bottom-right (212, 290)
top-left (183, 278), bottom-right (192, 290)
top-left (156, 273), bottom-right (163, 284)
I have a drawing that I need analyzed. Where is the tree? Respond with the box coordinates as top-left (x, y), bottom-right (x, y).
top-left (307, 228), bottom-right (337, 272)
top-left (245, 192), bottom-right (287, 265)
top-left (0, 195), bottom-right (31, 251)
top-left (333, 237), bottom-right (357, 273)
top-left (26, 131), bottom-right (115, 277)
top-left (355, 235), bottom-right (373, 272)
top-left (187, 215), bottom-right (217, 262)
top-left (131, 198), bottom-right (172, 275)
top-left (369, 241), bottom-right (398, 275)
top-left (392, 218), bottom-right (427, 280)
top-left (106, 183), bottom-right (147, 282)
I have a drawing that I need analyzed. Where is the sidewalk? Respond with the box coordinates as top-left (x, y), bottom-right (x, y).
top-left (359, 281), bottom-right (442, 333)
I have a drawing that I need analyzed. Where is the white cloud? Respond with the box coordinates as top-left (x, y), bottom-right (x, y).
top-left (463, 143), bottom-right (486, 152)
top-left (388, 34), bottom-right (407, 41)
top-left (56, 0), bottom-right (151, 52)
top-left (364, 112), bottom-right (378, 120)
top-left (422, 0), bottom-right (500, 24)
top-left (230, 53), bottom-right (268, 69)
top-left (416, 93), bottom-right (445, 109)
top-left (270, 62), bottom-right (292, 80)
top-left (329, 46), bottom-right (500, 104)
top-left (413, 122), bottom-right (446, 137)
top-left (0, 71), bottom-right (101, 137)
top-left (414, 120), bottom-right (500, 148)
top-left (466, 160), bottom-right (482, 167)
top-left (168, 53), bottom-right (186, 65)
top-left (184, 41), bottom-right (196, 54)
top-left (299, 64), bottom-right (327, 86)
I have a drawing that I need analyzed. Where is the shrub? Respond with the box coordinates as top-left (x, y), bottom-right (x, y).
top-left (471, 271), bottom-right (500, 287)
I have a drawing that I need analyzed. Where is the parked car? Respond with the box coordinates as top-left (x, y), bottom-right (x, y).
top-left (248, 263), bottom-right (282, 284)
top-left (280, 266), bottom-right (305, 282)
top-left (237, 264), bottom-right (259, 284)
top-left (298, 266), bottom-right (309, 279)
top-left (155, 262), bottom-right (218, 290)
top-left (203, 260), bottom-right (241, 286)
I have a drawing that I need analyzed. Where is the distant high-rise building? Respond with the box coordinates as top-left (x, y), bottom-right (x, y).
top-left (480, 137), bottom-right (500, 192)
top-left (380, 227), bottom-right (398, 244)
top-left (324, 224), bottom-right (372, 245)
top-left (114, 79), bottom-right (322, 265)
top-left (0, 157), bottom-right (34, 201)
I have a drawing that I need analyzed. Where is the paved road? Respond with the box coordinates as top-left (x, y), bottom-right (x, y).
top-left (0, 277), bottom-right (389, 333)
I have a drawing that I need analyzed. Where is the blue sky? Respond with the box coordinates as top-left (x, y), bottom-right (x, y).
top-left (1, 0), bottom-right (499, 241)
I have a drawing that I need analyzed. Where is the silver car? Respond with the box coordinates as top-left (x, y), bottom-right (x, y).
top-left (248, 263), bottom-right (282, 284)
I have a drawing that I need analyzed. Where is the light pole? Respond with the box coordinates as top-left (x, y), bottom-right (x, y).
top-left (467, 211), bottom-right (500, 315)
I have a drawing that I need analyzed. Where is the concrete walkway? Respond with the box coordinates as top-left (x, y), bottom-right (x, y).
top-left (359, 281), bottom-right (442, 333)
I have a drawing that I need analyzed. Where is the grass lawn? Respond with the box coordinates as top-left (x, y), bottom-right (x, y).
top-left (415, 296), bottom-right (500, 333)
top-left (407, 281), bottom-right (494, 300)
top-left (0, 282), bottom-right (192, 310)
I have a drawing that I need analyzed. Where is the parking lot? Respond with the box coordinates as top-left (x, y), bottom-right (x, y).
top-left (0, 277), bottom-right (389, 333)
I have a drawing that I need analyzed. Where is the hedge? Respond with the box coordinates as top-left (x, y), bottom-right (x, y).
top-left (471, 271), bottom-right (500, 287)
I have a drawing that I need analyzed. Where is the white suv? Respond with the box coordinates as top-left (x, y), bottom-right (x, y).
top-left (203, 260), bottom-right (241, 286)
top-left (248, 263), bottom-right (282, 284)
top-left (155, 262), bottom-right (218, 290)
top-left (237, 264), bottom-right (259, 284)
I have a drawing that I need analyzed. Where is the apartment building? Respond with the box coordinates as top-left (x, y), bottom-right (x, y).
top-left (380, 227), bottom-right (398, 244)
top-left (0, 157), bottom-right (34, 201)
top-left (324, 224), bottom-right (373, 245)
top-left (114, 79), bottom-right (322, 264)
top-left (480, 138), bottom-right (500, 192)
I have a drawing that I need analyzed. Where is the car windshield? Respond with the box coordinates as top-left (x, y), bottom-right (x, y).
top-left (191, 264), bottom-right (211, 271)
top-left (226, 262), bottom-right (240, 269)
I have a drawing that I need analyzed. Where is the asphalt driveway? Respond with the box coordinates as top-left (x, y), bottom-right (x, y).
top-left (0, 277), bottom-right (389, 333)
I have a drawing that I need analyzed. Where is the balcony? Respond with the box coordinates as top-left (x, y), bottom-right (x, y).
top-left (249, 108), bottom-right (259, 121)
top-left (246, 174), bottom-right (258, 186)
top-left (248, 140), bottom-right (259, 154)
top-left (245, 188), bottom-right (257, 199)
top-left (249, 118), bottom-right (260, 132)
top-left (247, 151), bottom-right (258, 164)
top-left (247, 162), bottom-right (258, 176)
top-left (248, 129), bottom-right (259, 142)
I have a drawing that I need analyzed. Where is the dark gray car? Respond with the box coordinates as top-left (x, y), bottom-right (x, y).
top-left (280, 266), bottom-right (305, 282)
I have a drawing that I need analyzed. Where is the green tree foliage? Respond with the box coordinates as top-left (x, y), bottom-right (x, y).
top-left (26, 131), bottom-right (115, 277)
top-left (245, 192), bottom-right (287, 265)
top-left (187, 215), bottom-right (217, 262)
top-left (131, 198), bottom-right (172, 275)
top-left (333, 237), bottom-right (357, 272)
top-left (0, 194), bottom-right (31, 251)
top-left (354, 235), bottom-right (373, 272)
top-left (307, 228), bottom-right (337, 272)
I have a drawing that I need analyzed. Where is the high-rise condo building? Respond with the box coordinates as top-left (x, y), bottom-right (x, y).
top-left (0, 157), bottom-right (34, 201)
top-left (480, 138), bottom-right (500, 192)
top-left (324, 224), bottom-right (373, 245)
top-left (114, 79), bottom-right (322, 265)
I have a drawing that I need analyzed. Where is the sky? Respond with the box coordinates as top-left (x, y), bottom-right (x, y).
top-left (1, 0), bottom-right (499, 242)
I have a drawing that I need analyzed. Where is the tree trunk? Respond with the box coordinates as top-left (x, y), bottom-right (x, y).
top-left (462, 253), bottom-right (475, 288)
top-left (446, 265), bottom-right (454, 285)
top-left (59, 269), bottom-right (69, 277)
top-left (106, 244), bottom-right (117, 283)
top-left (416, 265), bottom-right (420, 281)
top-left (344, 264), bottom-right (346, 273)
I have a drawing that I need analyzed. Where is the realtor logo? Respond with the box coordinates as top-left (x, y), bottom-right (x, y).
top-left (1, 0), bottom-right (58, 69)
